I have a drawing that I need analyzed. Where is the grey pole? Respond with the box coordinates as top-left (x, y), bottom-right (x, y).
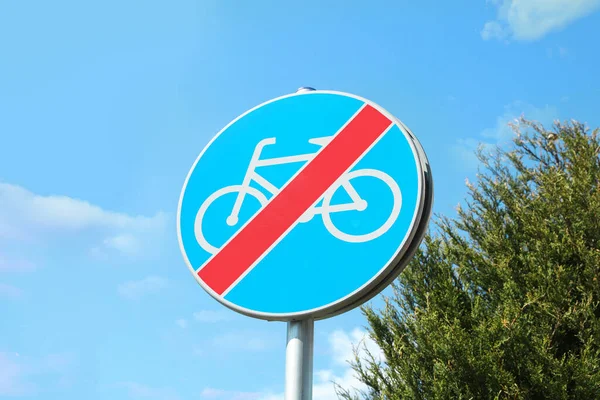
top-left (285, 86), bottom-right (316, 400)
top-left (285, 319), bottom-right (314, 400)
top-left (301, 319), bottom-right (314, 400)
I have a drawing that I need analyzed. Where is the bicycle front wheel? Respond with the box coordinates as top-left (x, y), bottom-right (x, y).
top-left (321, 169), bottom-right (402, 243)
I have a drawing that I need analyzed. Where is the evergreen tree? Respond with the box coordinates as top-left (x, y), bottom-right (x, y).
top-left (338, 119), bottom-right (600, 399)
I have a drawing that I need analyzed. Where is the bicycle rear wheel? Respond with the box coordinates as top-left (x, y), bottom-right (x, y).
top-left (194, 185), bottom-right (268, 254)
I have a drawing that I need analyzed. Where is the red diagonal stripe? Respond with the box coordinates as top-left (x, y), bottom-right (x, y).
top-left (198, 104), bottom-right (393, 295)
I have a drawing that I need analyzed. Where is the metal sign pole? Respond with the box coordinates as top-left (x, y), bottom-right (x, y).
top-left (178, 83), bottom-right (432, 400)
top-left (286, 319), bottom-right (314, 400)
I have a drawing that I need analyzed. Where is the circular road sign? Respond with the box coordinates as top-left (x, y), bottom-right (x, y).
top-left (177, 90), bottom-right (432, 321)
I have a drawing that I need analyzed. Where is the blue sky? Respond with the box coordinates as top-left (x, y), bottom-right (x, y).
top-left (1, 0), bottom-right (599, 399)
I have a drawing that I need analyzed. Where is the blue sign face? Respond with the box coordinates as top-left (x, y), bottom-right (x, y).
top-left (177, 90), bottom-right (429, 320)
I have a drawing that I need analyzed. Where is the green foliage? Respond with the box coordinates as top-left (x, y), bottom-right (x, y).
top-left (338, 119), bottom-right (600, 400)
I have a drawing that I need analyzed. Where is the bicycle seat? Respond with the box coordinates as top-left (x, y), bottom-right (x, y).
top-left (308, 136), bottom-right (333, 146)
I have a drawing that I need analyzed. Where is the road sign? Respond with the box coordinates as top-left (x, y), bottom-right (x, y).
top-left (177, 90), bottom-right (432, 321)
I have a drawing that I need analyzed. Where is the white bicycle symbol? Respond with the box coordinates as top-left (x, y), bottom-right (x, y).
top-left (195, 135), bottom-right (402, 254)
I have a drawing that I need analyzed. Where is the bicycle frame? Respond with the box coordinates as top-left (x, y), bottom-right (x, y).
top-left (229, 137), bottom-right (365, 222)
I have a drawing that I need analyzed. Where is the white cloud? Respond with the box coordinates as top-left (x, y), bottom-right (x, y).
top-left (483, 101), bottom-right (558, 141)
top-left (310, 367), bottom-right (365, 400)
top-left (103, 233), bottom-right (141, 255)
top-left (0, 253), bottom-right (35, 272)
top-left (452, 101), bottom-right (559, 168)
top-left (206, 328), bottom-right (384, 400)
top-left (193, 310), bottom-right (233, 323)
top-left (0, 182), bottom-right (167, 257)
top-left (0, 283), bottom-right (23, 298)
top-left (0, 352), bottom-right (75, 396)
top-left (481, 21), bottom-right (508, 41)
top-left (0, 353), bottom-right (29, 396)
top-left (119, 382), bottom-right (180, 400)
top-left (451, 138), bottom-right (490, 169)
top-left (308, 328), bottom-right (385, 400)
top-left (482, 0), bottom-right (600, 41)
top-left (328, 328), bottom-right (384, 367)
top-left (118, 276), bottom-right (168, 299)
top-left (175, 319), bottom-right (188, 329)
